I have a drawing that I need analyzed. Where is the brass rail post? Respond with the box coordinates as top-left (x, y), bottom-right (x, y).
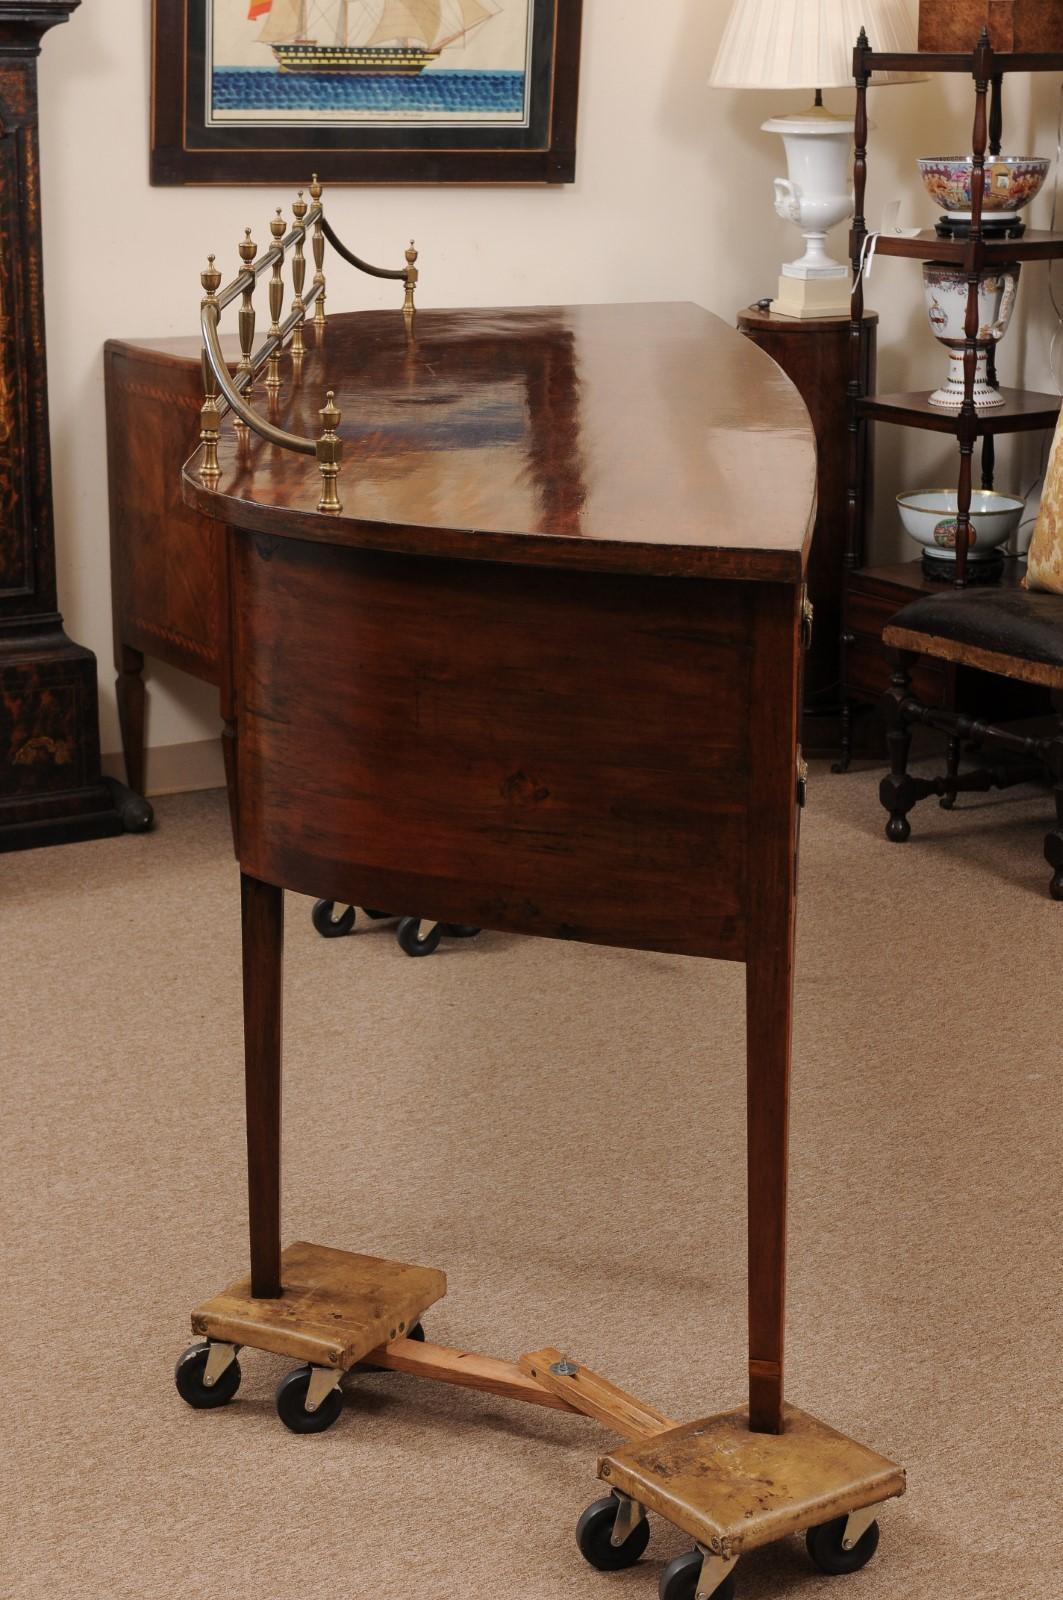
top-left (237, 228), bottom-right (258, 407)
top-left (316, 391), bottom-right (342, 512)
top-left (291, 190), bottom-right (308, 356)
top-left (199, 255), bottom-right (223, 482)
top-left (404, 240), bottom-right (419, 317)
top-left (266, 210), bottom-right (286, 392)
top-left (310, 175), bottom-right (326, 327)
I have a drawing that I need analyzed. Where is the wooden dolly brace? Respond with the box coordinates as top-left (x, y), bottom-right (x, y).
top-left (173, 294), bottom-right (905, 1600)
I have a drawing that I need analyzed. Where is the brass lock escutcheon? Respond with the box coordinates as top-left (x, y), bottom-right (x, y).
top-left (800, 588), bottom-right (814, 652)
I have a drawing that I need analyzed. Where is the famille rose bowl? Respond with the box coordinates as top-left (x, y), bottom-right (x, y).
top-left (897, 489), bottom-right (1024, 562)
top-left (917, 156), bottom-right (1050, 219)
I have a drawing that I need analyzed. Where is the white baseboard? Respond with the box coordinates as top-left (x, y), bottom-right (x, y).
top-left (102, 737), bottom-right (225, 797)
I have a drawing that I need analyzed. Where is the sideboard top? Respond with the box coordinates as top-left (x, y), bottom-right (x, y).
top-left (182, 302), bottom-right (816, 583)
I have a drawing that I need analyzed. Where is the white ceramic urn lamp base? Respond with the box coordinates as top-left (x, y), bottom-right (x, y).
top-left (766, 105), bottom-right (855, 318)
top-left (709, 0), bottom-right (928, 322)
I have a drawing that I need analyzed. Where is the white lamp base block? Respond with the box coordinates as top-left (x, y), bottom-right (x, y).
top-left (770, 271), bottom-right (853, 319)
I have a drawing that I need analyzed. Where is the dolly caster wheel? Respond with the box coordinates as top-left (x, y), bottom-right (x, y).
top-left (659, 1552), bottom-right (735, 1600)
top-left (275, 1364), bottom-right (344, 1434)
top-left (364, 908), bottom-right (392, 920)
top-left (1051, 872), bottom-right (1063, 903)
top-left (441, 924), bottom-right (481, 939)
top-left (575, 1495), bottom-right (650, 1571)
top-left (174, 1341), bottom-right (241, 1409)
top-left (312, 900), bottom-right (356, 938)
top-left (397, 917), bottom-right (443, 956)
top-left (806, 1515), bottom-right (880, 1575)
top-left (118, 793), bottom-right (154, 832)
top-left (885, 814), bottom-right (911, 844)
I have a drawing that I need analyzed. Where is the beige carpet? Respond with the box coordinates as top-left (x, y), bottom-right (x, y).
top-left (2, 761), bottom-right (1060, 1600)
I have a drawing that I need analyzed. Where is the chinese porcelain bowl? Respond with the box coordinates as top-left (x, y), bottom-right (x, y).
top-left (917, 156), bottom-right (1050, 219)
top-left (897, 489), bottom-right (1024, 562)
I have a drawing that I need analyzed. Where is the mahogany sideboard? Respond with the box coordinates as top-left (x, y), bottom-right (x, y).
top-left (737, 306), bottom-right (877, 751)
top-left (169, 302), bottom-right (907, 1598)
top-left (104, 335), bottom-right (241, 797)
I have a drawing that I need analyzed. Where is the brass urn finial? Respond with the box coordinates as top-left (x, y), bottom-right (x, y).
top-left (201, 254), bottom-right (222, 296)
top-left (403, 241), bottom-right (419, 318)
top-left (317, 390), bottom-right (342, 512)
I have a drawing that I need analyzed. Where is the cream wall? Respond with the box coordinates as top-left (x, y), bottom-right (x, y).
top-left (35, 2), bottom-right (1063, 787)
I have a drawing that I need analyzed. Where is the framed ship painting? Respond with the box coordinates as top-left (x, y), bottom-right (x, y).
top-left (151, 0), bottom-right (583, 184)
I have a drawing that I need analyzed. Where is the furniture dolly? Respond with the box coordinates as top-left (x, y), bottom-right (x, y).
top-left (172, 187), bottom-right (906, 1600)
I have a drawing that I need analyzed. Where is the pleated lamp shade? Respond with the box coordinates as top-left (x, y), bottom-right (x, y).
top-left (710, 0), bottom-right (926, 89)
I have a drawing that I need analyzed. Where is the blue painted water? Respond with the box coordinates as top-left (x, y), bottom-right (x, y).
top-left (212, 68), bottom-right (524, 115)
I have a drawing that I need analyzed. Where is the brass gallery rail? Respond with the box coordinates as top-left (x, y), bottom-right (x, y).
top-left (197, 175), bottom-right (419, 513)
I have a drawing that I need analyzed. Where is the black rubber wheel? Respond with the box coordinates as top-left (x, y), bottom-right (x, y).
top-left (806, 1516), bottom-right (880, 1576)
top-left (364, 908), bottom-right (393, 920)
top-left (275, 1364), bottom-right (344, 1434)
top-left (397, 917), bottom-right (443, 957)
top-left (575, 1496), bottom-right (651, 1571)
top-left (441, 924), bottom-right (481, 939)
top-left (659, 1551), bottom-right (735, 1600)
top-left (119, 793), bottom-right (154, 832)
top-left (174, 1342), bottom-right (241, 1409)
top-left (312, 900), bottom-right (356, 938)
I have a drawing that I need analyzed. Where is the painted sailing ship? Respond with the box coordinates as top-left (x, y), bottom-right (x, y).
top-left (250, 0), bottom-right (499, 76)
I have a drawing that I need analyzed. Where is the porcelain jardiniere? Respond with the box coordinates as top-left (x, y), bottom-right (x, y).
top-left (922, 260), bottom-right (1020, 408)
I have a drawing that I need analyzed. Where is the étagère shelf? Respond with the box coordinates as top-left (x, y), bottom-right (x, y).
top-left (837, 28), bottom-right (1063, 768)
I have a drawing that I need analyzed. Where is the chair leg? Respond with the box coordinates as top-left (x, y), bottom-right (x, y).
top-left (1045, 705), bottom-right (1063, 901)
top-left (879, 655), bottom-right (917, 843)
top-left (940, 734), bottom-right (961, 810)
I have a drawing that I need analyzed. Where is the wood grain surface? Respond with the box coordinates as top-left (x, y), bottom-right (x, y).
top-left (599, 1404), bottom-right (906, 1556)
top-left (232, 540), bottom-right (758, 958)
top-left (363, 1339), bottom-right (581, 1411)
top-left (184, 303), bottom-right (816, 583)
top-left (519, 1347), bottom-right (678, 1439)
top-left (191, 1241), bottom-right (447, 1369)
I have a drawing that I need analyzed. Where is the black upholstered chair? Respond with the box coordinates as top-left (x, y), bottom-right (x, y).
top-left (879, 587), bottom-right (1063, 899)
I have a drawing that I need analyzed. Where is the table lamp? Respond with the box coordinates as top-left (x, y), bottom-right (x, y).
top-left (710, 0), bottom-right (926, 318)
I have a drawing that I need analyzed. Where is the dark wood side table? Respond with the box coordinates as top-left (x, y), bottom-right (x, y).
top-left (0, 0), bottom-right (147, 848)
top-left (173, 302), bottom-right (906, 1593)
top-left (737, 306), bottom-right (877, 752)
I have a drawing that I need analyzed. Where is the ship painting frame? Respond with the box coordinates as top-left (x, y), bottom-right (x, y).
top-left (151, 0), bottom-right (583, 185)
